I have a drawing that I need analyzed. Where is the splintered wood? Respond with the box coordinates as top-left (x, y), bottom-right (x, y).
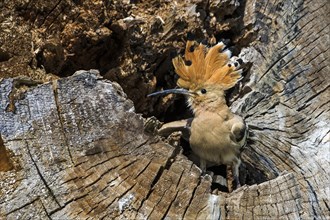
top-left (0, 0), bottom-right (329, 219)
top-left (1, 68), bottom-right (328, 219)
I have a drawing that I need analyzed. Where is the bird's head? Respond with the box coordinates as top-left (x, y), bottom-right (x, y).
top-left (149, 38), bottom-right (243, 114)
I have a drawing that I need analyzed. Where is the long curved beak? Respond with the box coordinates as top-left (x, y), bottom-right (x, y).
top-left (147, 88), bottom-right (191, 97)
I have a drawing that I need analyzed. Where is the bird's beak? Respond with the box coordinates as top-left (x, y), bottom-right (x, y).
top-left (147, 88), bottom-right (191, 97)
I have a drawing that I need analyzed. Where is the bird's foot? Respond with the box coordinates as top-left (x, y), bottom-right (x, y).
top-left (166, 131), bottom-right (182, 148)
top-left (234, 175), bottom-right (241, 188)
top-left (143, 116), bottom-right (163, 135)
top-left (200, 159), bottom-right (207, 173)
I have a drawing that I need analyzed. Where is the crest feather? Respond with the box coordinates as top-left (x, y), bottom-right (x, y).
top-left (172, 40), bottom-right (242, 90)
top-left (172, 56), bottom-right (189, 80)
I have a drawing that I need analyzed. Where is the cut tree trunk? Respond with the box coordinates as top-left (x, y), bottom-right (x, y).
top-left (0, 0), bottom-right (329, 220)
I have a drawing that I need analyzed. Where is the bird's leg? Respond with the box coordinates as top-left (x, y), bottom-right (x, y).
top-left (234, 175), bottom-right (241, 188)
top-left (200, 159), bottom-right (207, 173)
top-left (226, 165), bottom-right (234, 193)
top-left (233, 159), bottom-right (241, 188)
top-left (227, 159), bottom-right (241, 192)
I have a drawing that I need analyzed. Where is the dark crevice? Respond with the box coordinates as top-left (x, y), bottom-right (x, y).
top-left (60, 176), bottom-right (79, 186)
top-left (247, 143), bottom-right (280, 176)
top-left (117, 159), bottom-right (138, 172)
top-left (99, 175), bottom-right (120, 194)
top-left (40, 199), bottom-right (52, 220)
top-left (304, 85), bottom-right (329, 104)
top-left (84, 154), bottom-right (128, 173)
top-left (45, 5), bottom-right (67, 33)
top-left (314, 109), bottom-right (327, 120)
top-left (182, 173), bottom-right (201, 218)
top-left (0, 135), bottom-right (14, 172)
top-left (294, 14), bottom-right (319, 42)
top-left (257, 140), bottom-right (293, 173)
top-left (49, 190), bottom-right (91, 216)
top-left (163, 143), bottom-right (182, 170)
top-left (5, 198), bottom-right (39, 216)
top-left (323, 200), bottom-right (329, 212)
top-left (101, 181), bottom-right (138, 219)
top-left (284, 72), bottom-right (317, 96)
top-left (248, 124), bottom-right (287, 133)
top-left (82, 159), bottom-right (130, 190)
top-left (85, 170), bottom-right (136, 215)
top-left (137, 143), bottom-right (182, 213)
top-left (258, 46), bottom-right (296, 82)
top-left (86, 196), bottom-right (109, 216)
top-left (195, 203), bottom-right (209, 219)
top-left (51, 80), bottom-right (74, 164)
top-left (161, 190), bottom-right (180, 219)
top-left (160, 168), bottom-right (185, 219)
top-left (0, 49), bottom-right (11, 62)
top-left (146, 183), bottom-right (170, 219)
top-left (131, 159), bottom-right (153, 180)
top-left (26, 141), bottom-right (61, 207)
top-left (281, 11), bottom-right (308, 40)
top-left (305, 179), bottom-right (320, 218)
top-left (224, 203), bottom-right (230, 219)
top-left (137, 164), bottom-right (164, 211)
top-left (307, 49), bottom-right (329, 68)
top-left (39, 0), bottom-right (63, 28)
top-left (131, 139), bottom-right (149, 151)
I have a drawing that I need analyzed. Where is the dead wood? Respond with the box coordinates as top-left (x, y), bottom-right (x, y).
top-left (0, 0), bottom-right (329, 219)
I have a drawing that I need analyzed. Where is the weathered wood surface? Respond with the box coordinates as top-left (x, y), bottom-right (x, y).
top-left (0, 67), bottom-right (327, 219)
top-left (0, 0), bottom-right (329, 220)
top-left (233, 0), bottom-right (329, 218)
top-left (0, 71), bottom-right (175, 219)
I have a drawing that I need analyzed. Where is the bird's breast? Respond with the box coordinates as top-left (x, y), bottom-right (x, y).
top-left (189, 114), bottom-right (240, 165)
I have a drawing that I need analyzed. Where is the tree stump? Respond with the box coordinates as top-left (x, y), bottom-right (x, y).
top-left (0, 0), bottom-right (329, 219)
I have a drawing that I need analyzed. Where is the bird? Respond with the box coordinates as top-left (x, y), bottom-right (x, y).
top-left (148, 37), bottom-right (248, 192)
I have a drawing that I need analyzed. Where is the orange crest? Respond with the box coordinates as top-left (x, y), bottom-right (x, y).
top-left (172, 40), bottom-right (242, 90)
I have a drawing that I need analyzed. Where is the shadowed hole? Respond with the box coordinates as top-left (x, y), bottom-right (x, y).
top-left (0, 135), bottom-right (14, 172)
top-left (0, 49), bottom-right (11, 62)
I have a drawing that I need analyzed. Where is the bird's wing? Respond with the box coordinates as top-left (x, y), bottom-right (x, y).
top-left (230, 120), bottom-right (248, 149)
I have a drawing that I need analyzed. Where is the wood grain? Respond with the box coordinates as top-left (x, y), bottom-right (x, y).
top-left (0, 0), bottom-right (329, 219)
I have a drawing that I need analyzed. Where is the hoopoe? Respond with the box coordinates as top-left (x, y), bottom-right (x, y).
top-left (149, 37), bottom-right (248, 192)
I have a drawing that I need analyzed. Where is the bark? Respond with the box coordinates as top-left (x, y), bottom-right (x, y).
top-left (0, 0), bottom-right (329, 219)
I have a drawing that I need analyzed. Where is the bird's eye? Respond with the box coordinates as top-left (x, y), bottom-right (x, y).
top-left (201, 88), bottom-right (207, 94)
